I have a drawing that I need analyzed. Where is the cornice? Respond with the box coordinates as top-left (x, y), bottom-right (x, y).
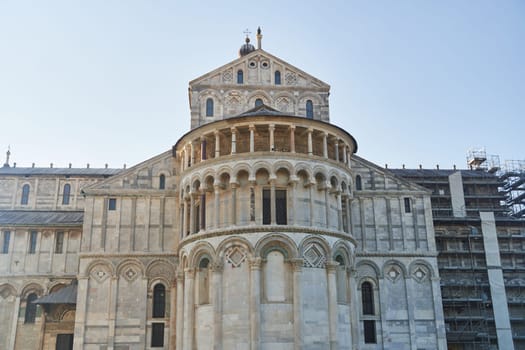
top-left (179, 225), bottom-right (357, 247)
top-left (356, 251), bottom-right (438, 258)
top-left (82, 188), bottom-right (177, 197)
top-left (79, 252), bottom-right (178, 259)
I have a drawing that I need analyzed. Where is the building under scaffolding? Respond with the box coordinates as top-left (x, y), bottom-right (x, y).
top-left (392, 153), bottom-right (525, 350)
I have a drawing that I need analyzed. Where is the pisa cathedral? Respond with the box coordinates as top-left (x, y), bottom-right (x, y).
top-left (0, 29), bottom-right (448, 350)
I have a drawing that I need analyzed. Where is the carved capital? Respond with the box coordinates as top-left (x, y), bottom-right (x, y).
top-left (184, 268), bottom-right (195, 279)
top-left (249, 257), bottom-right (262, 270)
top-left (325, 261), bottom-right (339, 274)
top-left (211, 261), bottom-right (224, 273)
top-left (290, 258), bottom-right (304, 272)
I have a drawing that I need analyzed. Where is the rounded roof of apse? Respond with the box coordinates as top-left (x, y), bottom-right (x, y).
top-left (172, 112), bottom-right (358, 154)
top-left (239, 37), bottom-right (255, 57)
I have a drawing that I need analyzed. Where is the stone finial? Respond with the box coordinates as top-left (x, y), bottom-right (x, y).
top-left (256, 26), bottom-right (262, 49)
top-left (3, 147), bottom-right (10, 167)
top-left (105, 163), bottom-right (108, 169)
top-left (69, 163), bottom-right (72, 168)
top-left (436, 164), bottom-right (439, 170)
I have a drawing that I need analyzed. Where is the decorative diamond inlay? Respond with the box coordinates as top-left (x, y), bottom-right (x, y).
top-left (91, 268), bottom-right (109, 283)
top-left (413, 267), bottom-right (427, 283)
top-left (386, 266), bottom-right (401, 282)
top-left (303, 243), bottom-right (326, 268)
top-left (225, 246), bottom-right (247, 268)
top-left (122, 266), bottom-right (139, 282)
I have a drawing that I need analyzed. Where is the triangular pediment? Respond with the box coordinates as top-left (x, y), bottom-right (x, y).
top-left (83, 150), bottom-right (175, 195)
top-left (236, 103), bottom-right (294, 117)
top-left (189, 49), bottom-right (330, 90)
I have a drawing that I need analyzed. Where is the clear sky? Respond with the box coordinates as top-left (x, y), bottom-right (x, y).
top-left (1, 1), bottom-right (523, 170)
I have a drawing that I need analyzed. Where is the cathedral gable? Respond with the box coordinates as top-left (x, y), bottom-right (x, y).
top-left (83, 151), bottom-right (174, 193)
top-left (351, 155), bottom-right (429, 193)
top-left (189, 48), bottom-right (331, 128)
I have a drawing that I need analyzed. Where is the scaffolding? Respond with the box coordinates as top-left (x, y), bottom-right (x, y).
top-left (438, 228), bottom-right (494, 350)
top-left (500, 160), bottom-right (525, 218)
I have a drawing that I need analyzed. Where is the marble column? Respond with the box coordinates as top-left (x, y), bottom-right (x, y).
top-left (211, 263), bottom-right (224, 350)
top-left (291, 259), bottom-right (304, 350)
top-left (334, 140), bottom-right (339, 162)
top-left (249, 125), bottom-right (255, 152)
top-left (214, 184), bottom-right (220, 228)
top-left (201, 137), bottom-right (207, 161)
top-left (8, 296), bottom-right (19, 350)
top-left (214, 131), bottom-right (221, 158)
top-left (250, 182), bottom-right (256, 223)
top-left (190, 142), bottom-right (195, 166)
top-left (289, 125), bottom-right (296, 153)
top-left (270, 179), bottom-right (276, 225)
top-left (175, 272), bottom-right (184, 350)
top-left (189, 193), bottom-right (196, 234)
top-left (200, 192), bottom-right (206, 231)
top-left (307, 128), bottom-right (313, 156)
top-left (324, 185), bottom-right (330, 228)
top-left (231, 128), bottom-right (237, 155)
top-left (269, 124), bottom-right (275, 152)
top-left (326, 261), bottom-right (339, 350)
top-left (182, 269), bottom-right (195, 350)
top-left (322, 132), bottom-right (328, 158)
top-left (182, 198), bottom-right (188, 238)
top-left (290, 176), bottom-right (298, 225)
top-left (249, 258), bottom-right (262, 350)
top-left (336, 191), bottom-right (342, 231)
top-left (230, 182), bottom-right (237, 226)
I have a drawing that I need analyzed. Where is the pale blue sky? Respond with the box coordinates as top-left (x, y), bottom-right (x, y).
top-left (0, 1), bottom-right (523, 170)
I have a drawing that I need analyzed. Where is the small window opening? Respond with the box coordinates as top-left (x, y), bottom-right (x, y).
top-left (206, 98), bottom-right (214, 117)
top-left (159, 174), bottom-right (166, 190)
top-left (361, 281), bottom-right (374, 315)
top-left (404, 197), bottom-right (411, 213)
top-left (153, 284), bottom-right (166, 318)
top-left (237, 70), bottom-right (244, 84)
top-left (255, 98), bottom-right (263, 107)
top-left (108, 198), bottom-right (117, 211)
top-left (364, 320), bottom-right (377, 344)
top-left (62, 184), bottom-right (71, 205)
top-left (29, 231), bottom-right (37, 254)
top-left (55, 232), bottom-right (64, 254)
top-left (21, 184), bottom-right (30, 205)
top-left (151, 322), bottom-right (164, 347)
top-left (355, 175), bottom-right (362, 191)
top-left (306, 100), bottom-right (314, 119)
top-left (2, 231), bottom-right (10, 254)
top-left (275, 71), bottom-right (281, 85)
top-left (25, 293), bottom-right (38, 323)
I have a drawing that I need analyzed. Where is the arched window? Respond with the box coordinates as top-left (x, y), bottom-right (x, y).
top-left (355, 175), bottom-right (362, 191)
top-left (274, 71), bottom-right (281, 85)
top-left (21, 184), bottom-right (30, 205)
top-left (255, 98), bottom-right (263, 107)
top-left (237, 70), bottom-right (244, 84)
top-left (25, 293), bottom-right (38, 323)
top-left (306, 100), bottom-right (313, 119)
top-left (159, 174), bottom-right (166, 190)
top-left (153, 284), bottom-right (166, 318)
top-left (206, 98), bottom-right (214, 117)
top-left (62, 184), bottom-right (71, 205)
top-left (361, 281), bottom-right (374, 315)
top-left (197, 258), bottom-right (210, 304)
